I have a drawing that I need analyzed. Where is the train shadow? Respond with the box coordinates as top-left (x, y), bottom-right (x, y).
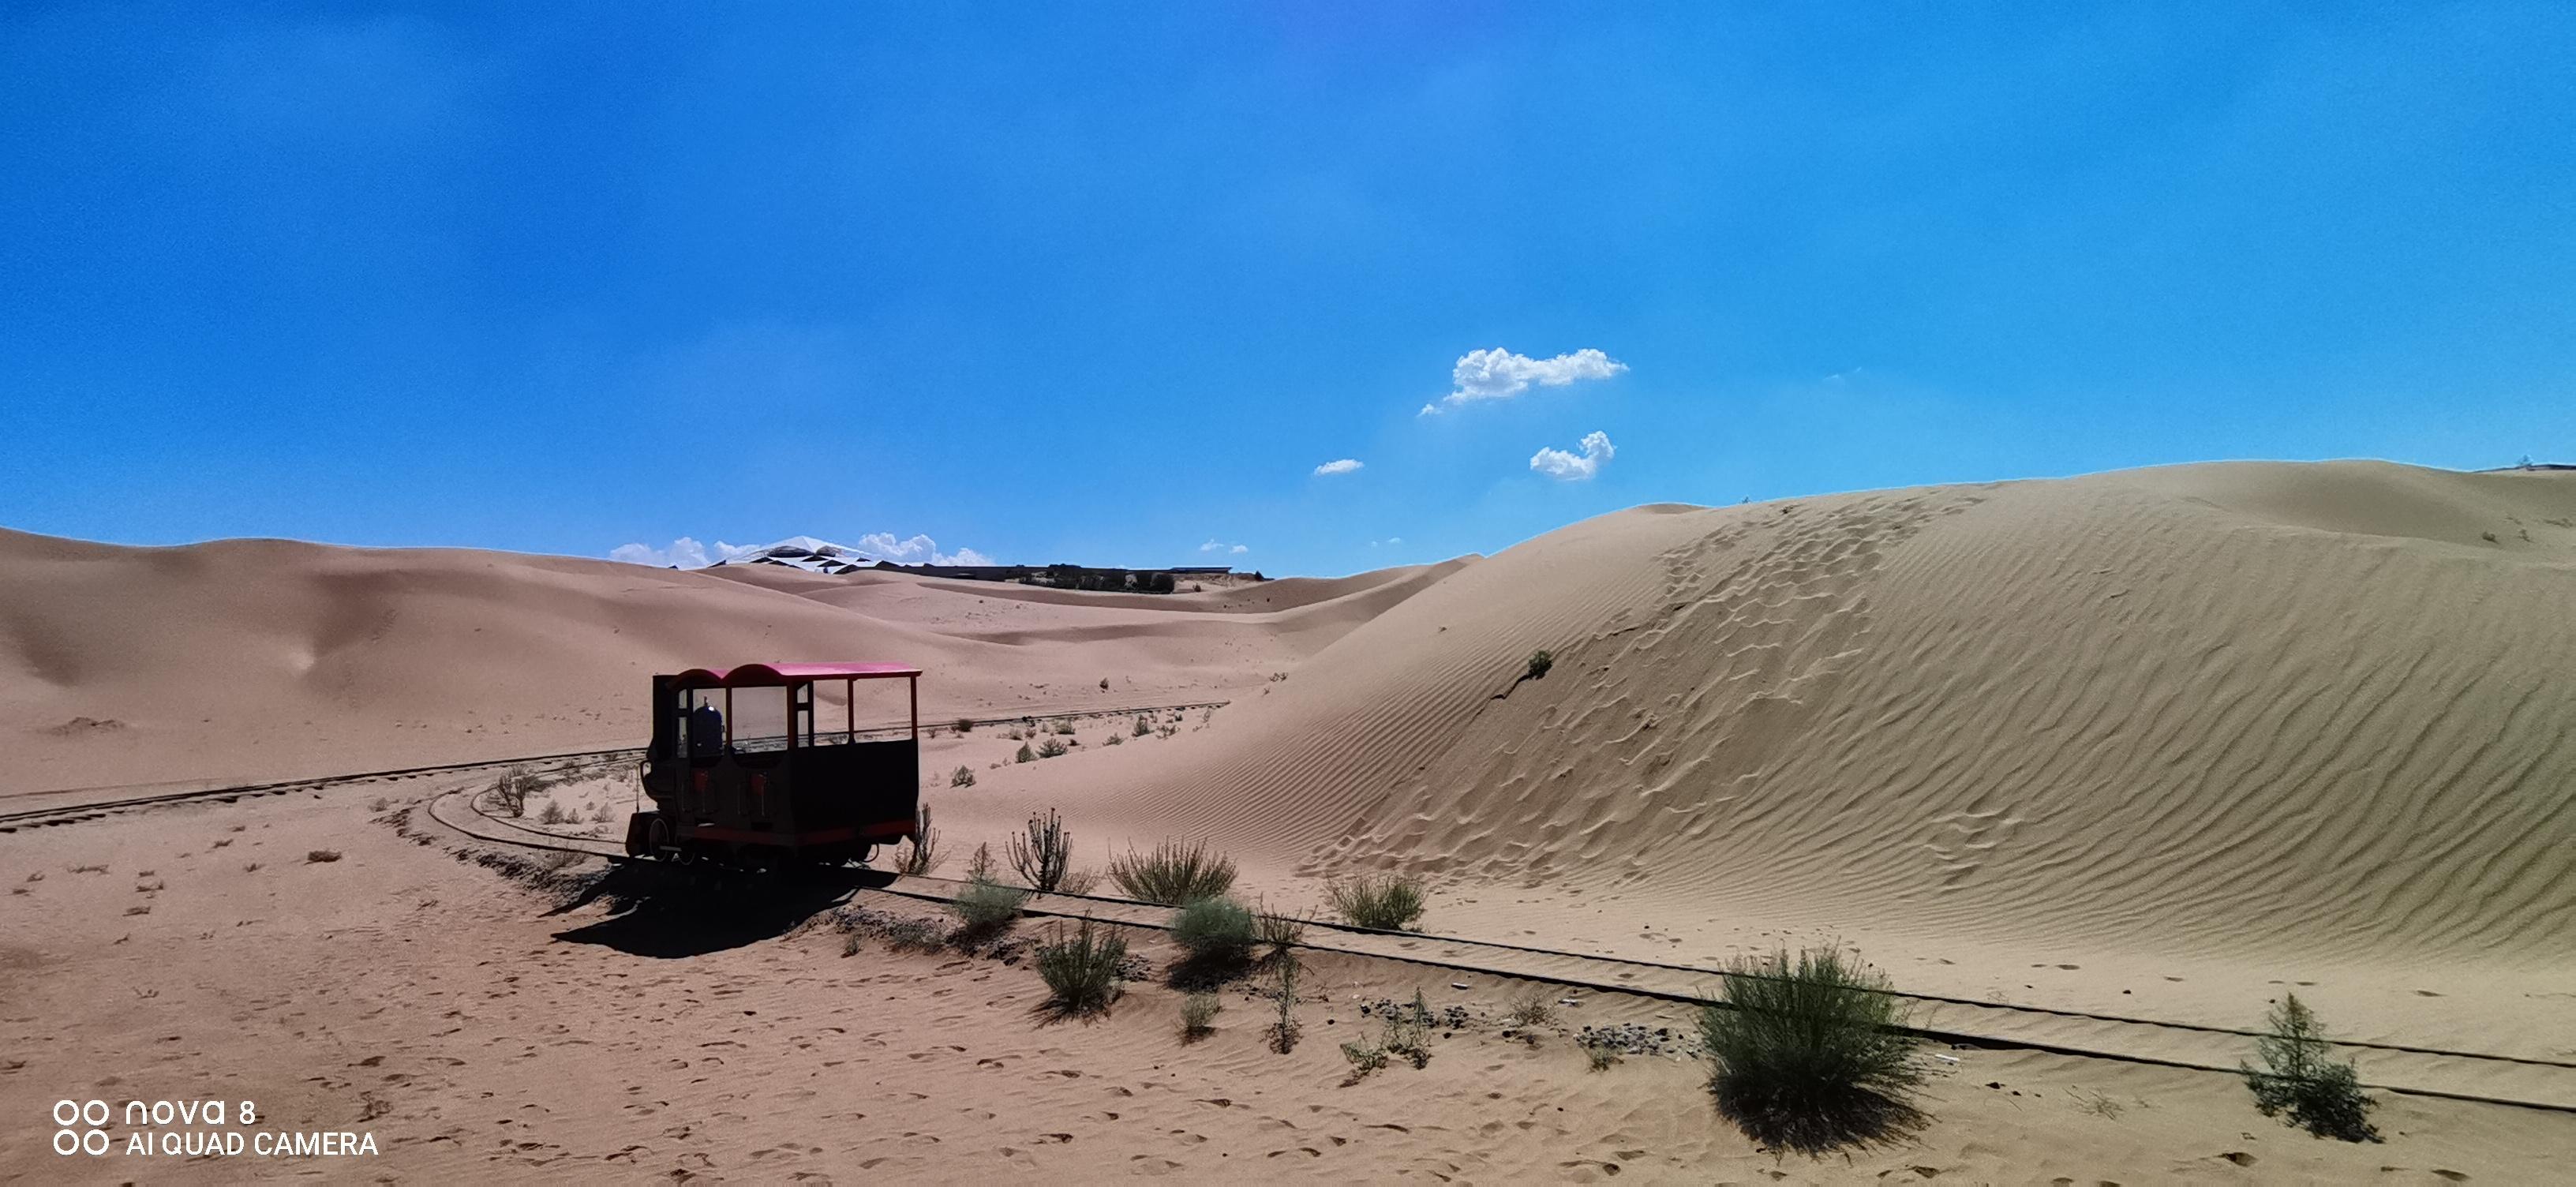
top-left (549, 863), bottom-right (900, 958)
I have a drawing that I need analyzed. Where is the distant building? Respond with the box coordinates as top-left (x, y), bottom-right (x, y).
top-left (866, 561), bottom-right (1256, 591)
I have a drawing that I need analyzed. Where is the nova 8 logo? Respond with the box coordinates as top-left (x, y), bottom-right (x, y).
top-left (52, 1099), bottom-right (380, 1159)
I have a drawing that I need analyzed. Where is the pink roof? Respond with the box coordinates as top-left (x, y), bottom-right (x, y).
top-left (671, 661), bottom-right (922, 687)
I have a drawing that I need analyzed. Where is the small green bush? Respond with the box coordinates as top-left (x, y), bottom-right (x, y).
top-left (1526, 649), bottom-right (1554, 680)
top-left (1169, 895), bottom-right (1256, 964)
top-left (1697, 947), bottom-right (1923, 1152)
top-left (1340, 1040), bottom-right (1389, 1077)
top-left (1054, 720), bottom-right (1076, 735)
top-left (1327, 874), bottom-right (1426, 930)
top-left (2243, 994), bottom-right (2379, 1142)
top-left (947, 877), bottom-right (1030, 935)
top-left (953, 717), bottom-right (975, 733)
top-left (1109, 840), bottom-right (1238, 905)
top-left (1504, 990), bottom-right (1555, 1029)
top-left (1015, 743), bottom-right (1036, 763)
top-left (1383, 990), bottom-right (1433, 1069)
top-left (1253, 906), bottom-right (1305, 953)
top-left (1036, 737), bottom-right (1068, 758)
top-left (950, 765), bottom-right (976, 788)
top-left (1035, 919), bottom-right (1127, 1016)
top-left (1181, 991), bottom-right (1221, 1039)
top-left (537, 799), bottom-right (574, 826)
top-left (1267, 953), bottom-right (1301, 1054)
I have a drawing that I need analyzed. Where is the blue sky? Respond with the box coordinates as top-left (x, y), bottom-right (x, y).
top-left (5, 3), bottom-right (2570, 576)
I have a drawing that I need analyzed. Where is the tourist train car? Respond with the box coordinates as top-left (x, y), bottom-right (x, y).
top-left (627, 661), bottom-right (922, 867)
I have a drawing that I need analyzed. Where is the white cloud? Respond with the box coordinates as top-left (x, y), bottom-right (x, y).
top-left (1200, 539), bottom-right (1251, 555)
top-left (611, 532), bottom-right (989, 569)
top-left (1530, 430), bottom-right (1616, 481)
top-left (1367, 536), bottom-right (1405, 548)
top-left (1423, 347), bottom-right (1626, 414)
top-left (854, 532), bottom-right (989, 566)
top-left (610, 537), bottom-right (713, 568)
top-left (1312, 458), bottom-right (1364, 476)
top-left (1231, 544), bottom-right (1249, 555)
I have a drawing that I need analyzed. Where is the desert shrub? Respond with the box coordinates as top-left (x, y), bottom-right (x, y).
top-left (1327, 874), bottom-right (1426, 931)
top-left (953, 717), bottom-right (975, 733)
top-left (591, 801), bottom-right (616, 823)
top-left (1133, 715), bottom-right (1153, 737)
top-left (967, 842), bottom-right (996, 882)
top-left (1155, 721), bottom-right (1179, 739)
top-left (1036, 738), bottom-right (1068, 758)
top-left (1181, 991), bottom-right (1221, 1039)
top-left (306, 849), bottom-right (343, 864)
top-left (1267, 953), bottom-right (1301, 1054)
top-left (1169, 895), bottom-right (1256, 964)
top-left (882, 916), bottom-right (949, 952)
top-left (1055, 867), bottom-right (1100, 895)
top-left (1697, 947), bottom-right (1923, 1152)
top-left (1035, 919), bottom-right (1127, 1016)
top-left (1526, 649), bottom-right (1554, 680)
top-left (898, 803), bottom-right (943, 876)
top-left (1108, 839), bottom-right (1238, 905)
top-left (1374, 990), bottom-right (1434, 1069)
top-left (1504, 990), bottom-right (1555, 1029)
top-left (1253, 906), bottom-right (1305, 953)
top-left (489, 767), bottom-right (534, 816)
top-left (2243, 994), bottom-right (2379, 1142)
top-left (537, 799), bottom-right (574, 826)
top-left (369, 796), bottom-right (391, 812)
top-left (1008, 809), bottom-right (1073, 892)
top-left (1105, 733), bottom-right (1124, 746)
top-left (842, 932), bottom-right (863, 957)
top-left (539, 850), bottom-right (585, 871)
top-left (1015, 743), bottom-right (1036, 763)
top-left (242, 862), bottom-right (263, 874)
top-left (947, 877), bottom-right (1030, 936)
top-left (1054, 720), bottom-right (1076, 735)
top-left (1340, 1040), bottom-right (1389, 1078)
top-left (1583, 1037), bottom-right (1622, 1071)
top-left (950, 765), bottom-right (976, 788)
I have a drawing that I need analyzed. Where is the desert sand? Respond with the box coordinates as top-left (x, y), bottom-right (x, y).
top-left (6, 459), bottom-right (2574, 1181)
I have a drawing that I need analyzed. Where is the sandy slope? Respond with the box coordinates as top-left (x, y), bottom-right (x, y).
top-left (934, 461), bottom-right (2576, 1060)
top-left (0, 530), bottom-right (1455, 798)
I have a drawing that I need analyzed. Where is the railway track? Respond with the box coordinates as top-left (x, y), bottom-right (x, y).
top-left (417, 784), bottom-right (2576, 1117)
top-left (0, 699), bottom-right (1226, 834)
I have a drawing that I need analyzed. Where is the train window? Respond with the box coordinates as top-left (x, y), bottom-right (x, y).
top-left (797, 679), bottom-right (858, 747)
top-left (679, 688), bottom-right (725, 758)
top-left (729, 687), bottom-right (789, 754)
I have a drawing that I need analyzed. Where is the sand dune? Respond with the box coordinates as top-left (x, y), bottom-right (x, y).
top-left (0, 532), bottom-right (1446, 798)
top-left (932, 461), bottom-right (2575, 1056)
